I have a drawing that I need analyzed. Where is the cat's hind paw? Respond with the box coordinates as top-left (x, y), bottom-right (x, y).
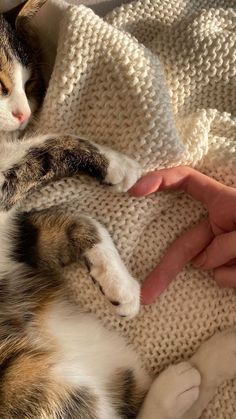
top-left (150, 362), bottom-right (200, 419)
top-left (191, 328), bottom-right (236, 386)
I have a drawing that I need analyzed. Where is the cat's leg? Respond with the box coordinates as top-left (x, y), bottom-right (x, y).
top-left (137, 329), bottom-right (236, 419)
top-left (0, 134), bottom-right (141, 210)
top-left (13, 207), bottom-right (140, 318)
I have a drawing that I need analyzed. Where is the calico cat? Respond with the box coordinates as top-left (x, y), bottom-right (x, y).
top-left (0, 0), bottom-right (44, 131)
top-left (0, 1), bottom-right (236, 418)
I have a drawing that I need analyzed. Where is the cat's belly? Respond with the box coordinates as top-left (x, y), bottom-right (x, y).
top-left (38, 299), bottom-right (151, 419)
top-left (41, 299), bottom-right (149, 390)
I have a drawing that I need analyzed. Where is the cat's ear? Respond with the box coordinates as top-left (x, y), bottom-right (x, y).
top-left (3, 2), bottom-right (27, 28)
top-left (15, 0), bottom-right (47, 32)
top-left (3, 0), bottom-right (46, 33)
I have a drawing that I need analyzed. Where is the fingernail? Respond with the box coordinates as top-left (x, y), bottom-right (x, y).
top-left (130, 174), bottom-right (162, 197)
top-left (141, 286), bottom-right (161, 305)
top-left (141, 294), bottom-right (154, 305)
top-left (192, 252), bottom-right (206, 268)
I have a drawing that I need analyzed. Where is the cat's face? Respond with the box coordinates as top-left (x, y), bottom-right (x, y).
top-left (0, 15), bottom-right (40, 132)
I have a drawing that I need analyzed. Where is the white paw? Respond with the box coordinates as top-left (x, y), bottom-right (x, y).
top-left (150, 362), bottom-right (200, 419)
top-left (85, 221), bottom-right (141, 319)
top-left (104, 149), bottom-right (142, 192)
top-left (91, 263), bottom-right (140, 319)
top-left (191, 328), bottom-right (236, 386)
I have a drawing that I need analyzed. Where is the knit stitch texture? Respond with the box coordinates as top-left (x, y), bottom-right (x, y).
top-left (18, 0), bottom-right (236, 416)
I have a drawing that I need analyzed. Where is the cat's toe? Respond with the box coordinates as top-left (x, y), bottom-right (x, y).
top-left (90, 261), bottom-right (141, 319)
top-left (107, 278), bottom-right (140, 319)
top-left (113, 282), bottom-right (140, 319)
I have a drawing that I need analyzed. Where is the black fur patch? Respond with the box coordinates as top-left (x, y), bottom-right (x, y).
top-left (120, 370), bottom-right (137, 419)
top-left (2, 166), bottom-right (18, 205)
top-left (0, 14), bottom-right (31, 67)
top-left (61, 387), bottom-right (99, 419)
top-left (3, 2), bottom-right (27, 29)
top-left (0, 350), bottom-right (24, 381)
top-left (12, 212), bottom-right (39, 268)
top-left (110, 369), bottom-right (145, 419)
top-left (40, 152), bottom-right (52, 176)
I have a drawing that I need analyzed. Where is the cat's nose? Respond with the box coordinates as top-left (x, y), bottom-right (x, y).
top-left (12, 111), bottom-right (31, 123)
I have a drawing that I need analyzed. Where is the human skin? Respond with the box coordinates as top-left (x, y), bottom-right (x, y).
top-left (130, 167), bottom-right (236, 304)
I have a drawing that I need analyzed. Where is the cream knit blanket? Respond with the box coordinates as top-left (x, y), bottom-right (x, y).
top-left (5, 0), bottom-right (236, 416)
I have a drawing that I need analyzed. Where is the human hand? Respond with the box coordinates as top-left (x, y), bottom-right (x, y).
top-left (130, 167), bottom-right (236, 304)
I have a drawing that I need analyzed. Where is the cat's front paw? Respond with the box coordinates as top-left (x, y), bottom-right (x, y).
top-left (85, 219), bottom-right (141, 319)
top-left (91, 263), bottom-right (140, 319)
top-left (149, 362), bottom-right (200, 419)
top-left (103, 149), bottom-right (142, 192)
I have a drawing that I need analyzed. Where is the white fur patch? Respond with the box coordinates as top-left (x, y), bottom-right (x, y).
top-left (0, 60), bottom-right (32, 132)
top-left (100, 146), bottom-right (142, 192)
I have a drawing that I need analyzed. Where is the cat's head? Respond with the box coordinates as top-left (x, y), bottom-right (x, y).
top-left (0, 1), bottom-right (45, 132)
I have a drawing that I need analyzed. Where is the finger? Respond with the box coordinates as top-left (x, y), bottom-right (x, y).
top-left (141, 219), bottom-right (213, 304)
top-left (192, 231), bottom-right (236, 270)
top-left (225, 258), bottom-right (236, 267)
top-left (214, 266), bottom-right (236, 287)
top-left (130, 166), bottom-right (229, 207)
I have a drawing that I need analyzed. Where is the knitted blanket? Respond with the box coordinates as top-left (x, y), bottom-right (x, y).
top-left (9, 0), bottom-right (236, 416)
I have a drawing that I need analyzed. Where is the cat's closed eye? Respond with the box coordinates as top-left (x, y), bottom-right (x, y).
top-left (0, 78), bottom-right (10, 97)
top-left (25, 77), bottom-right (37, 95)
